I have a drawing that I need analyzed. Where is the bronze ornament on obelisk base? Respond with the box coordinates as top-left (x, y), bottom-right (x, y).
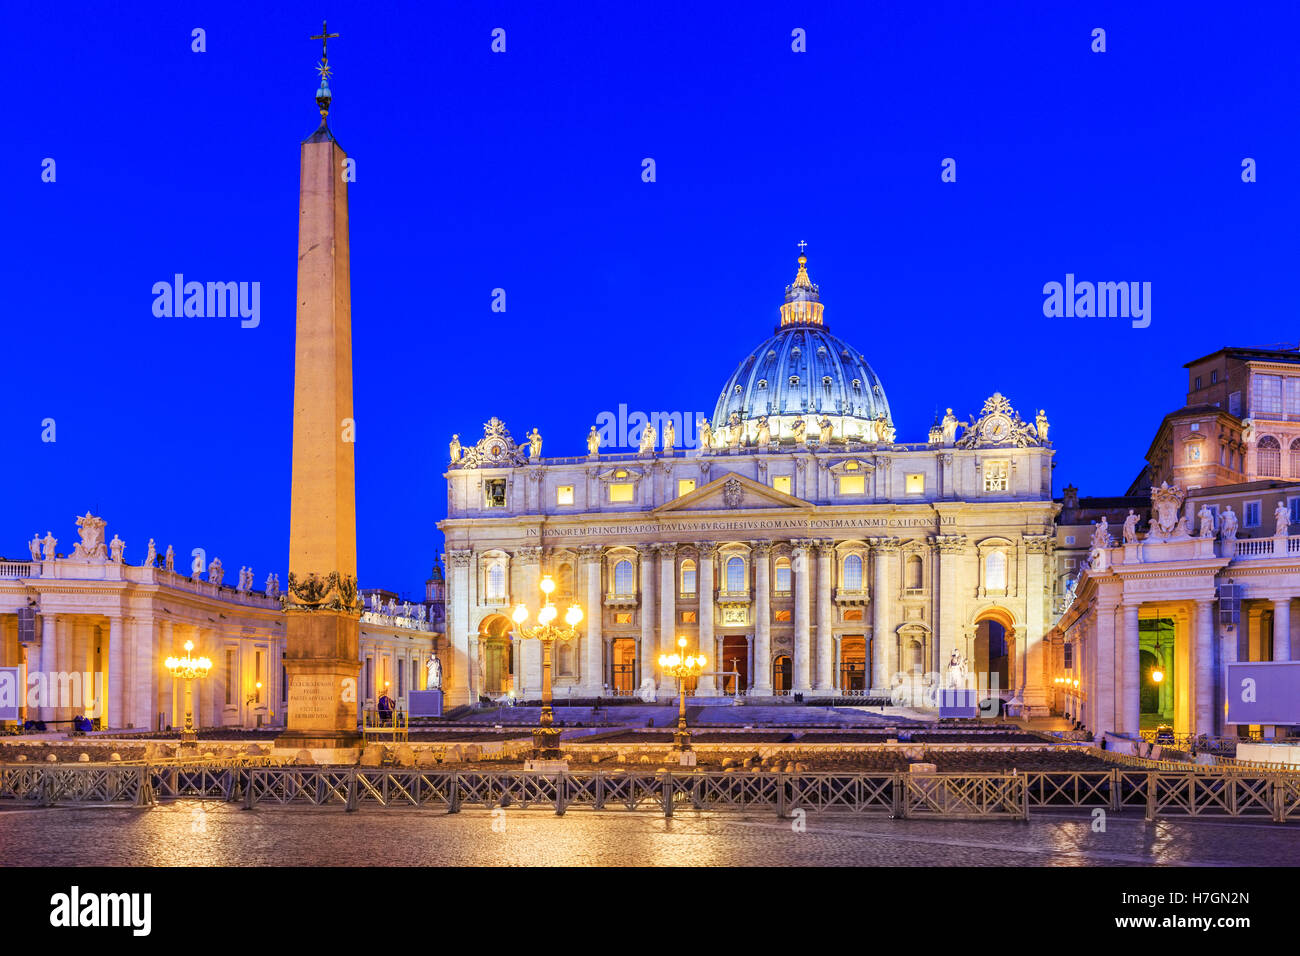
top-left (274, 22), bottom-right (364, 761)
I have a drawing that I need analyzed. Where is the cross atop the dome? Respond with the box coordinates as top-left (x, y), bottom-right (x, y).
top-left (797, 240), bottom-right (808, 254)
top-left (310, 20), bottom-right (339, 61)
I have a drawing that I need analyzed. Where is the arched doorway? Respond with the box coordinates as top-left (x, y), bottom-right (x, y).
top-left (773, 655), bottom-right (792, 693)
top-left (840, 636), bottom-right (867, 692)
top-left (1139, 649), bottom-right (1160, 714)
top-left (611, 638), bottom-right (637, 693)
top-left (477, 614), bottom-right (514, 697)
top-left (973, 614), bottom-right (1011, 693)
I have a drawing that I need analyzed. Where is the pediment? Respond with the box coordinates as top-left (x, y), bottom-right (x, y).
top-left (653, 472), bottom-right (813, 514)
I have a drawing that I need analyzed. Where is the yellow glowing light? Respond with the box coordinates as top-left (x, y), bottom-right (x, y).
top-left (565, 605), bottom-right (583, 627)
top-left (512, 603), bottom-right (528, 624)
top-left (538, 605), bottom-right (557, 626)
top-left (677, 636), bottom-right (687, 648)
top-left (1152, 668), bottom-right (1164, 683)
top-left (540, 575), bottom-right (555, 596)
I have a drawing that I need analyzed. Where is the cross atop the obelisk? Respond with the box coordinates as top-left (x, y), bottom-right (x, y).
top-left (310, 20), bottom-right (339, 61)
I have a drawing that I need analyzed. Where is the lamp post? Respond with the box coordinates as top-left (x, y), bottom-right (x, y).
top-left (164, 640), bottom-right (212, 744)
top-left (512, 574), bottom-right (583, 764)
top-left (659, 635), bottom-right (706, 752)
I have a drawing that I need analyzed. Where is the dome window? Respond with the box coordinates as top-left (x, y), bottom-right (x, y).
top-left (852, 379), bottom-right (862, 390)
top-left (817, 346), bottom-right (828, 356)
top-left (789, 375), bottom-right (800, 387)
top-left (822, 376), bottom-right (833, 386)
top-left (734, 384), bottom-right (743, 394)
top-left (767, 350), bottom-right (777, 360)
top-left (757, 379), bottom-right (768, 389)
top-left (791, 346), bottom-right (801, 357)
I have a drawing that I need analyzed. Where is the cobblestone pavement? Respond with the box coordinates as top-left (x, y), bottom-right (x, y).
top-left (2, 804), bottom-right (1298, 866)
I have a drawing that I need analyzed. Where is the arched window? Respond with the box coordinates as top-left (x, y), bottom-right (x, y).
top-left (906, 554), bottom-right (923, 590)
top-left (775, 557), bottom-right (792, 593)
top-left (726, 556), bottom-right (746, 592)
top-left (1289, 438), bottom-right (1300, 478)
top-left (556, 562), bottom-right (573, 597)
top-left (613, 559), bottom-right (634, 594)
top-left (680, 559), bottom-right (697, 595)
top-left (984, 551), bottom-right (1007, 591)
top-left (843, 553), bottom-right (863, 590)
top-left (486, 564), bottom-right (506, 601)
top-left (1259, 436), bottom-right (1282, 477)
top-left (557, 643), bottom-right (573, 677)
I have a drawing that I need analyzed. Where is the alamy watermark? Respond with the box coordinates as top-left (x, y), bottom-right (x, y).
top-left (594, 404), bottom-right (712, 451)
top-left (152, 274), bottom-right (260, 329)
top-left (1043, 274), bottom-right (1150, 328)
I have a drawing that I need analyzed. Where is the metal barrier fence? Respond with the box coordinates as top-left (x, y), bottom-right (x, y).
top-left (4, 764), bottom-right (1300, 822)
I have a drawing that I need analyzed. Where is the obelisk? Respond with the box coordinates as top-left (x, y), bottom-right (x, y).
top-left (276, 22), bottom-right (363, 757)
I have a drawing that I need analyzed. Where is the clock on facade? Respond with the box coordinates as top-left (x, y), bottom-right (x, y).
top-left (981, 415), bottom-right (1011, 443)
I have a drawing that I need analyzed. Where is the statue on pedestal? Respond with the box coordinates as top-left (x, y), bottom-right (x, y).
top-left (1276, 500), bottom-right (1290, 537)
top-left (1198, 504), bottom-right (1217, 539)
top-left (791, 418), bottom-right (807, 445)
top-left (449, 434), bottom-right (463, 464)
top-left (208, 558), bottom-right (224, 587)
top-left (662, 418), bottom-right (675, 455)
top-left (144, 538), bottom-right (157, 567)
top-left (586, 425), bottom-right (601, 456)
top-left (727, 412), bottom-right (742, 449)
top-left (527, 428), bottom-right (543, 460)
top-left (109, 535), bottom-right (125, 564)
top-left (756, 416), bottom-right (771, 450)
top-left (941, 408), bottom-right (958, 444)
top-left (1090, 517), bottom-right (1113, 551)
top-left (945, 649), bottom-right (969, 689)
top-left (697, 418), bottom-right (713, 452)
top-left (41, 532), bottom-right (56, 561)
top-left (426, 654), bottom-right (443, 691)
top-left (1220, 506), bottom-right (1239, 540)
top-left (1122, 510), bottom-right (1139, 544)
top-left (1036, 409), bottom-right (1050, 442)
top-left (164, 544), bottom-right (175, 572)
top-left (28, 534), bottom-right (41, 562)
top-left (639, 423), bottom-right (657, 455)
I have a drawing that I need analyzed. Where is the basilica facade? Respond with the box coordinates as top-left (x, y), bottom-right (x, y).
top-left (439, 254), bottom-right (1059, 711)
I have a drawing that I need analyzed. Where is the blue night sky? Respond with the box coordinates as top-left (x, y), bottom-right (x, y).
top-left (4, 1), bottom-right (1297, 595)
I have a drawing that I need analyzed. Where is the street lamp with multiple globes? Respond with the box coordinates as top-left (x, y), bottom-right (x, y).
top-left (164, 640), bottom-right (212, 744)
top-left (659, 636), bottom-right (706, 752)
top-left (512, 574), bottom-right (583, 763)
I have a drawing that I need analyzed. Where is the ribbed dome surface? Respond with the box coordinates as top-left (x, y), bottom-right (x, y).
top-left (712, 325), bottom-right (892, 427)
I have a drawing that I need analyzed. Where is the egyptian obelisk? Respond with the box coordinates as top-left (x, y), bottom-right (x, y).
top-left (276, 22), bottom-right (363, 757)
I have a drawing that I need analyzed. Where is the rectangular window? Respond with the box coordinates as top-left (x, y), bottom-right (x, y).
top-left (1195, 376), bottom-right (1202, 390)
top-left (1245, 501), bottom-right (1261, 528)
top-left (1229, 391), bottom-right (1242, 416)
top-left (838, 475), bottom-right (866, 495)
top-left (398, 662), bottom-right (405, 697)
top-left (614, 612), bottom-right (632, 624)
top-left (225, 649), bottom-right (235, 706)
top-left (1186, 442), bottom-right (1202, 463)
top-left (1064, 644), bottom-right (1074, 669)
top-left (680, 610), bottom-right (697, 623)
top-left (841, 608), bottom-right (863, 622)
top-left (556, 485), bottom-right (574, 506)
top-left (677, 479), bottom-right (696, 497)
top-left (485, 478), bottom-right (507, 508)
top-left (281, 666), bottom-right (287, 704)
top-left (1289, 497), bottom-right (1300, 525)
top-left (905, 473), bottom-right (925, 494)
top-left (1287, 378), bottom-right (1300, 416)
top-left (254, 651), bottom-right (263, 704)
top-left (1211, 370), bottom-right (1219, 385)
top-left (365, 657), bottom-right (373, 699)
top-left (773, 475), bottom-right (792, 495)
top-left (983, 461), bottom-right (1009, 492)
top-left (608, 482), bottom-right (635, 503)
top-left (1065, 535), bottom-right (1075, 545)
top-left (1253, 374), bottom-right (1283, 416)
top-left (774, 609), bottom-right (792, 622)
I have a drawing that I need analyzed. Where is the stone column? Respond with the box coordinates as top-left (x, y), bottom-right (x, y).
top-left (933, 535), bottom-right (966, 670)
top-left (447, 550), bottom-right (473, 706)
top-left (1218, 617), bottom-right (1238, 737)
top-left (792, 540), bottom-right (812, 692)
top-left (658, 544), bottom-right (680, 695)
top-left (1021, 535), bottom-right (1051, 714)
top-left (580, 546), bottom-right (604, 696)
top-left (814, 540), bottom-right (834, 692)
top-left (638, 544), bottom-right (657, 691)
top-left (515, 547), bottom-right (542, 696)
top-left (1093, 601), bottom-right (1116, 736)
top-left (698, 543), bottom-right (717, 695)
top-left (38, 613), bottom-right (56, 722)
top-left (752, 542), bottom-right (773, 694)
top-left (869, 538), bottom-right (898, 692)
top-left (1120, 603), bottom-right (1140, 736)
top-left (129, 616), bottom-right (156, 730)
top-left (1194, 599), bottom-right (1215, 735)
top-left (1273, 597), bottom-right (1292, 661)
top-left (160, 621), bottom-right (175, 730)
top-left (107, 616), bottom-right (124, 730)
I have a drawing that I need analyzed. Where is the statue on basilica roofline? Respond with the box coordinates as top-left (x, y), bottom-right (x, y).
top-left (1090, 517), bottom-right (1113, 552)
top-left (164, 544), bottom-right (175, 572)
top-left (727, 412), bottom-right (742, 450)
top-left (42, 531), bottom-right (58, 562)
top-left (449, 434), bottom-right (463, 465)
top-left (756, 416), bottom-right (772, 450)
top-left (662, 418), bottom-right (675, 455)
top-left (1275, 500), bottom-right (1291, 537)
top-left (144, 538), bottom-right (157, 568)
top-left (527, 428), bottom-right (543, 460)
top-left (1036, 409), bottom-right (1050, 442)
top-left (697, 418), bottom-right (713, 453)
top-left (941, 408), bottom-right (959, 444)
top-left (638, 422), bottom-right (657, 455)
top-left (791, 417), bottom-right (807, 444)
top-left (28, 534), bottom-right (41, 562)
top-left (587, 425), bottom-right (601, 457)
top-left (109, 535), bottom-right (125, 564)
top-left (817, 416), bottom-right (833, 447)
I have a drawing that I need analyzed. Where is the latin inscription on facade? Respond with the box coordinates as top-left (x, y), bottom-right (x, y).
top-left (526, 516), bottom-right (956, 538)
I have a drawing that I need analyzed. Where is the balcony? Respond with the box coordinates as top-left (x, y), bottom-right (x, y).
top-left (604, 591), bottom-right (639, 608)
top-left (833, 587), bottom-right (870, 605)
top-left (716, 589), bottom-right (751, 603)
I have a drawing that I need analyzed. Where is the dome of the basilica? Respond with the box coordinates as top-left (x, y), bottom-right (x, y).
top-left (710, 252), bottom-right (894, 445)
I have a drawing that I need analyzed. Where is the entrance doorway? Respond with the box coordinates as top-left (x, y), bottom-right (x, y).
top-left (721, 635), bottom-right (749, 693)
top-left (773, 655), bottom-right (792, 693)
top-left (840, 636), bottom-right (867, 691)
top-left (973, 619), bottom-right (1009, 692)
top-left (477, 614), bottom-right (514, 697)
top-left (611, 638), bottom-right (637, 693)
